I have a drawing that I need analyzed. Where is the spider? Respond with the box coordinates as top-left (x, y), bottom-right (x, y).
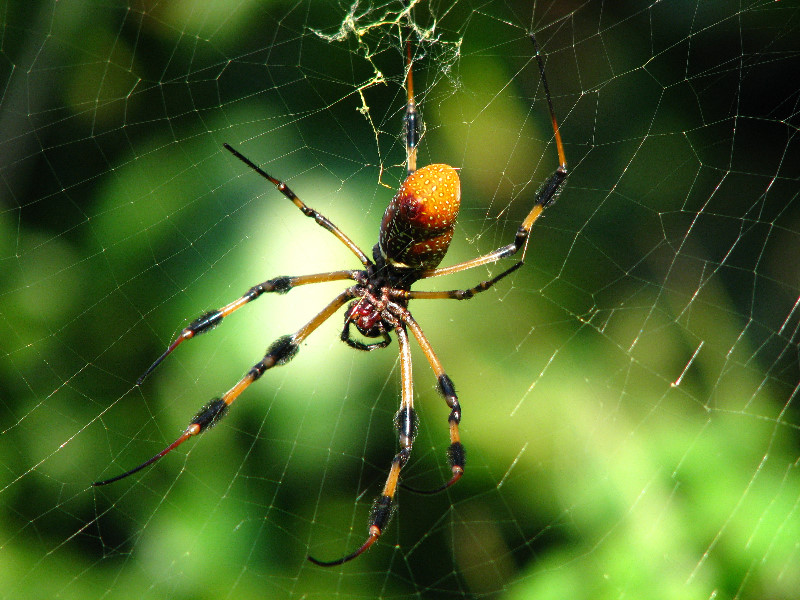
top-left (93, 33), bottom-right (567, 566)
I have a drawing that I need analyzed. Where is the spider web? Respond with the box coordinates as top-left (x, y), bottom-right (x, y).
top-left (2, 0), bottom-right (799, 598)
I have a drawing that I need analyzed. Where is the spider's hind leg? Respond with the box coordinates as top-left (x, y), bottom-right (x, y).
top-left (308, 320), bottom-right (415, 566)
top-left (394, 306), bottom-right (465, 495)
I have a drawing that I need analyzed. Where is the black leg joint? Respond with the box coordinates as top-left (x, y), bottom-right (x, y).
top-left (267, 334), bottom-right (299, 366)
top-left (536, 169), bottom-right (567, 208)
top-left (266, 276), bottom-right (293, 294)
top-left (244, 286), bottom-right (262, 301)
top-left (394, 406), bottom-right (419, 444)
top-left (191, 398), bottom-right (229, 431)
top-left (249, 362), bottom-right (267, 380)
top-left (188, 310), bottom-right (223, 335)
top-left (405, 110), bottom-right (419, 150)
top-left (277, 182), bottom-right (299, 203)
top-left (249, 335), bottom-right (298, 379)
top-left (448, 408), bottom-right (461, 425)
top-left (369, 495), bottom-right (395, 532)
top-left (514, 226), bottom-right (529, 250)
top-left (437, 374), bottom-right (456, 400)
top-left (447, 442), bottom-right (466, 470)
top-left (394, 446), bottom-right (412, 469)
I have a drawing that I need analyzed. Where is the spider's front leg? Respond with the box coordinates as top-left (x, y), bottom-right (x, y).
top-left (137, 270), bottom-right (360, 384)
top-left (308, 318), bottom-right (416, 566)
top-left (93, 290), bottom-right (355, 487)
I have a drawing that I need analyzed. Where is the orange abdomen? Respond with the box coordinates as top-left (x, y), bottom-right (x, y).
top-left (378, 164), bottom-right (461, 270)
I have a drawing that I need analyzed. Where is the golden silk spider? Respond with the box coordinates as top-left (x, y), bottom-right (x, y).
top-left (93, 34), bottom-right (567, 566)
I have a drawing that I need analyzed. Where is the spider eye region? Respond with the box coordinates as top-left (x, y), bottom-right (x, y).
top-left (379, 164), bottom-right (461, 270)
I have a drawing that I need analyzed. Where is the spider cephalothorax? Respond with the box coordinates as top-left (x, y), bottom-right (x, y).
top-left (94, 33), bottom-right (567, 567)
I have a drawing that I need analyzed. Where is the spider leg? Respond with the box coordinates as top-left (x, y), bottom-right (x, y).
top-left (137, 270), bottom-right (359, 384)
top-left (94, 289), bottom-right (354, 487)
top-left (308, 320), bottom-right (416, 566)
top-left (404, 40), bottom-right (419, 176)
top-left (419, 33), bottom-right (567, 281)
top-left (392, 261), bottom-right (524, 301)
top-left (389, 305), bottom-right (464, 495)
top-left (224, 143), bottom-right (371, 267)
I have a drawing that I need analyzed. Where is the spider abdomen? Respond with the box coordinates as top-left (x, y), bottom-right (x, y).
top-left (379, 164), bottom-right (461, 270)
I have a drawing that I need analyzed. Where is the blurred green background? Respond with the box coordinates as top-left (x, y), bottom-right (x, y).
top-left (2, 1), bottom-right (799, 598)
